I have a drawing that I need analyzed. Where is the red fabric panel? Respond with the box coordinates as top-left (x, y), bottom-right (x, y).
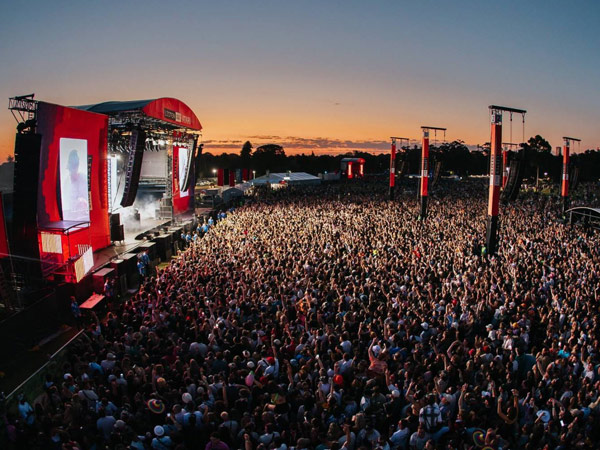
top-left (36, 102), bottom-right (110, 251)
top-left (172, 146), bottom-right (192, 215)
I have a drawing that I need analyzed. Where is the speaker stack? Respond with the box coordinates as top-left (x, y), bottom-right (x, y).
top-left (110, 259), bottom-right (128, 296)
top-left (137, 242), bottom-right (159, 271)
top-left (92, 267), bottom-right (115, 295)
top-left (12, 133), bottom-right (43, 278)
top-left (121, 253), bottom-right (140, 288)
top-left (120, 129), bottom-right (146, 207)
top-left (152, 234), bottom-right (173, 261)
top-left (169, 226), bottom-right (184, 253)
top-left (110, 213), bottom-right (125, 242)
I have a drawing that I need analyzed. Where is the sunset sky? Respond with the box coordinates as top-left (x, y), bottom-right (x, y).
top-left (1, 1), bottom-right (599, 161)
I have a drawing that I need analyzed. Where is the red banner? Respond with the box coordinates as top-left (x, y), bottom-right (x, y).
top-left (561, 144), bottom-right (569, 197)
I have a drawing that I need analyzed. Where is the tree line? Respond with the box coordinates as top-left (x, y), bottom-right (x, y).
top-left (197, 137), bottom-right (600, 182)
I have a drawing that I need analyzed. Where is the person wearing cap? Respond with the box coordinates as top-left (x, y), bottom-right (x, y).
top-left (152, 425), bottom-right (172, 449)
top-left (367, 337), bottom-right (388, 379)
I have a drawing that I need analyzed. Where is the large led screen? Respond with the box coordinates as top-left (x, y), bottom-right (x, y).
top-left (59, 138), bottom-right (89, 221)
top-left (178, 146), bottom-right (189, 198)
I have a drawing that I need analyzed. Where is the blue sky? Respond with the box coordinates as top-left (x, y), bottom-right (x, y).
top-left (1, 1), bottom-right (599, 157)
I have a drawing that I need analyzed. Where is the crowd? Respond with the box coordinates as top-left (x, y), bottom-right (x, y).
top-left (3, 179), bottom-right (600, 450)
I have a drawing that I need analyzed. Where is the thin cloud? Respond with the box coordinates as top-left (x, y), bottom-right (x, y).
top-left (205, 135), bottom-right (480, 154)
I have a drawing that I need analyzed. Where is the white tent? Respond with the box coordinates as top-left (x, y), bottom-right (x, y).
top-left (250, 172), bottom-right (321, 186)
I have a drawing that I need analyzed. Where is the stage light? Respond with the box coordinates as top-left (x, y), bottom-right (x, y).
top-left (212, 169), bottom-right (217, 174)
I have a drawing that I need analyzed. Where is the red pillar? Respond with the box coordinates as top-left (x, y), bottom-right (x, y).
top-left (389, 138), bottom-right (396, 199)
top-left (486, 112), bottom-right (503, 255)
top-left (420, 130), bottom-right (429, 217)
top-left (347, 161), bottom-right (353, 179)
top-left (561, 140), bottom-right (570, 214)
top-left (217, 169), bottom-right (224, 186)
top-left (502, 148), bottom-right (508, 188)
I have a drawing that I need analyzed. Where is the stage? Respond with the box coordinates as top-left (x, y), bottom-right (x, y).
top-left (91, 210), bottom-right (202, 272)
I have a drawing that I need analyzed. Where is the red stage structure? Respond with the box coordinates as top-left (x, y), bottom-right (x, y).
top-left (419, 126), bottom-right (446, 218)
top-left (389, 137), bottom-right (409, 199)
top-left (341, 158), bottom-right (365, 180)
top-left (7, 95), bottom-right (202, 283)
top-left (486, 105), bottom-right (526, 255)
top-left (561, 136), bottom-right (580, 214)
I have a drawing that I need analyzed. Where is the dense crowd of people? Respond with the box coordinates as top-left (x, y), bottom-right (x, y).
top-left (3, 179), bottom-right (600, 450)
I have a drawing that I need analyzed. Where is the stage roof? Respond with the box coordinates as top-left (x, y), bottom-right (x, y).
top-left (76, 97), bottom-right (202, 131)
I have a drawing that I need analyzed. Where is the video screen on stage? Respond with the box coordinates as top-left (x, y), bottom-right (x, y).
top-left (178, 146), bottom-right (189, 198)
top-left (59, 138), bottom-right (90, 221)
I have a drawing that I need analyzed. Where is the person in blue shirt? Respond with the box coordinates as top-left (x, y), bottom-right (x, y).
top-left (137, 259), bottom-right (146, 279)
top-left (71, 296), bottom-right (82, 329)
top-left (18, 396), bottom-right (34, 426)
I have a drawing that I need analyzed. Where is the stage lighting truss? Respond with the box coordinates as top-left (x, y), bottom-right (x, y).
top-left (8, 94), bottom-right (38, 133)
top-left (107, 112), bottom-right (198, 154)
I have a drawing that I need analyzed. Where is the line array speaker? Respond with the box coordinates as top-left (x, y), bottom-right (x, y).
top-left (501, 155), bottom-right (524, 204)
top-left (120, 129), bottom-right (146, 207)
top-left (12, 133), bottom-right (42, 265)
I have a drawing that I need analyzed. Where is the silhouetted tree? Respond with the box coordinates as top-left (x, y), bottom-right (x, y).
top-left (524, 135), bottom-right (552, 187)
top-left (253, 144), bottom-right (286, 175)
top-left (240, 141), bottom-right (253, 167)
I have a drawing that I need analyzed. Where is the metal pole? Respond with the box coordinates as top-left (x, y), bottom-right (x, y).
top-left (486, 111), bottom-right (503, 255)
top-left (561, 139), bottom-right (569, 215)
top-left (420, 130), bottom-right (429, 218)
top-left (502, 147), bottom-right (508, 188)
top-left (389, 138), bottom-right (396, 200)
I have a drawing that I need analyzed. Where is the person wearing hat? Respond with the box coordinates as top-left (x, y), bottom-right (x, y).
top-left (152, 425), bottom-right (172, 449)
top-left (367, 337), bottom-right (388, 379)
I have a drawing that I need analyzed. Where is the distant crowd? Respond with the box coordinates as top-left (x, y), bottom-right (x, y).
top-left (4, 180), bottom-right (600, 450)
